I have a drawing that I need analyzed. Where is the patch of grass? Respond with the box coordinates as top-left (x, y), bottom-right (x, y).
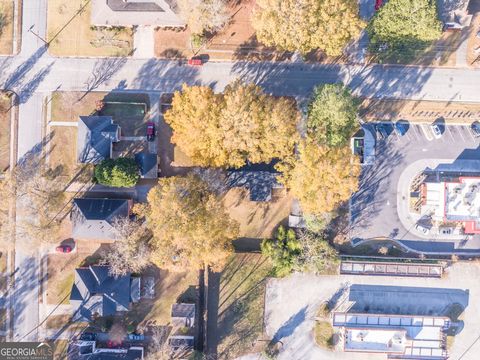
top-left (125, 269), bottom-right (198, 328)
top-left (50, 91), bottom-right (107, 122)
top-left (53, 339), bottom-right (69, 360)
top-left (49, 126), bottom-right (78, 174)
top-left (0, 251), bottom-right (7, 273)
top-left (45, 314), bottom-right (72, 329)
top-left (0, 308), bottom-right (6, 331)
top-left (0, 93), bottom-right (11, 171)
top-left (447, 335), bottom-right (455, 350)
top-left (0, 0), bottom-right (14, 54)
top-left (223, 188), bottom-right (292, 239)
top-left (47, 0), bottom-right (133, 57)
top-left (217, 254), bottom-right (273, 359)
top-left (314, 321), bottom-right (334, 349)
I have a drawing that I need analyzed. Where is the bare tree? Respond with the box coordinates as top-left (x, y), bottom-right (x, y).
top-left (0, 154), bottom-right (66, 249)
top-left (295, 231), bottom-right (339, 274)
top-left (101, 217), bottom-right (151, 277)
top-left (177, 0), bottom-right (229, 35)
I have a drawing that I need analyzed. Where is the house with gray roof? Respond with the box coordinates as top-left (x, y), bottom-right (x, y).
top-left (91, 0), bottom-right (184, 27)
top-left (71, 198), bottom-right (131, 240)
top-left (77, 116), bottom-right (120, 164)
top-left (226, 162), bottom-right (283, 202)
top-left (70, 265), bottom-right (140, 322)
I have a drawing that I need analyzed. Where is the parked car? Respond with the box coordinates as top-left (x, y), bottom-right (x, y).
top-left (187, 57), bottom-right (203, 66)
top-left (415, 224), bottom-right (430, 235)
top-left (374, 0), bottom-right (383, 11)
top-left (56, 245), bottom-right (72, 253)
top-left (107, 340), bottom-right (123, 348)
top-left (471, 121), bottom-right (480, 137)
top-left (430, 123), bottom-right (442, 139)
top-left (79, 332), bottom-right (97, 341)
top-left (146, 121), bottom-right (155, 141)
top-left (128, 333), bottom-right (145, 341)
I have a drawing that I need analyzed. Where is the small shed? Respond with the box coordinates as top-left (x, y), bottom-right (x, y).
top-left (171, 303), bottom-right (196, 328)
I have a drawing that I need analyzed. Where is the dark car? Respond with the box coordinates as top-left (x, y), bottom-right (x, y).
top-left (79, 332), bottom-right (97, 341)
top-left (146, 122), bottom-right (155, 141)
top-left (471, 121), bottom-right (480, 137)
top-left (56, 245), bottom-right (72, 253)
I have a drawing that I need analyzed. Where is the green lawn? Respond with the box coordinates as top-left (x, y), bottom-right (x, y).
top-left (217, 254), bottom-right (273, 359)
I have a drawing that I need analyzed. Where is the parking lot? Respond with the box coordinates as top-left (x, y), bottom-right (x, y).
top-left (350, 121), bottom-right (480, 254)
top-left (264, 262), bottom-right (480, 360)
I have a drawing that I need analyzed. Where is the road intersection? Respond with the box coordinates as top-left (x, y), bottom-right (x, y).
top-left (2, 0), bottom-right (480, 344)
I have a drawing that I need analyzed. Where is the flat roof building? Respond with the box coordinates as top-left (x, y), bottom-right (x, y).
top-left (333, 312), bottom-right (449, 359)
top-left (422, 176), bottom-right (480, 234)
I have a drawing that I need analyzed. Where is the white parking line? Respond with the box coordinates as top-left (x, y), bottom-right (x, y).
top-left (412, 125), bottom-right (422, 140)
top-left (420, 124), bottom-right (433, 141)
top-left (446, 127), bottom-right (455, 141)
top-left (467, 126), bottom-right (476, 140)
top-left (457, 126), bottom-right (466, 142)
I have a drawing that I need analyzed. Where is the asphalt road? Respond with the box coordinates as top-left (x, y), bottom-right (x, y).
top-left (350, 122), bottom-right (480, 253)
top-left (4, 0), bottom-right (480, 344)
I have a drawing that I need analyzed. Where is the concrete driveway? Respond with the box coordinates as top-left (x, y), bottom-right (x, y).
top-left (263, 262), bottom-right (480, 360)
top-left (350, 122), bottom-right (480, 254)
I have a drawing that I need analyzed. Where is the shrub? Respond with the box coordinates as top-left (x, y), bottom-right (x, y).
top-left (94, 158), bottom-right (139, 188)
top-left (261, 226), bottom-right (301, 277)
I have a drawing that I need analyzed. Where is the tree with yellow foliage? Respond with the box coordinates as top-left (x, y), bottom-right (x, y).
top-left (252, 0), bottom-right (365, 56)
top-left (278, 140), bottom-right (361, 215)
top-left (164, 82), bottom-right (299, 168)
top-left (144, 174), bottom-right (239, 272)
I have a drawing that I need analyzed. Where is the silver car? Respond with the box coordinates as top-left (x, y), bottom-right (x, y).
top-left (430, 123), bottom-right (442, 139)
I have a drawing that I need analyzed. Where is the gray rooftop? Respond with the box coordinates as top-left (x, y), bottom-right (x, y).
top-left (91, 0), bottom-right (184, 26)
top-left (71, 198), bottom-right (130, 240)
top-left (226, 170), bottom-right (281, 202)
top-left (77, 116), bottom-right (120, 164)
top-left (70, 266), bottom-right (132, 321)
top-left (172, 303), bottom-right (195, 318)
top-left (135, 152), bottom-right (158, 179)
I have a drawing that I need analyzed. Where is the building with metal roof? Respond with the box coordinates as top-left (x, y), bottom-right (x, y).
top-left (77, 116), bottom-right (120, 164)
top-left (71, 198), bottom-right (131, 240)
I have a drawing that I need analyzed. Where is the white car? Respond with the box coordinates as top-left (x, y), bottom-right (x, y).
top-left (430, 123), bottom-right (442, 139)
top-left (415, 224), bottom-right (430, 235)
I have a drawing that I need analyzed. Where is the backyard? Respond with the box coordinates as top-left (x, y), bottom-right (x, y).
top-left (124, 267), bottom-right (198, 329)
top-left (211, 254), bottom-right (273, 359)
top-left (0, 0), bottom-right (14, 54)
top-left (0, 93), bottom-right (11, 172)
top-left (46, 0), bottom-right (133, 56)
top-left (223, 188), bottom-right (292, 239)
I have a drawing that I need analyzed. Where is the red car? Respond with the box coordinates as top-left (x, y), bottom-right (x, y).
top-left (188, 57), bottom-right (203, 66)
top-left (56, 245), bottom-right (72, 253)
top-left (374, 0), bottom-right (383, 11)
top-left (146, 122), bottom-right (155, 141)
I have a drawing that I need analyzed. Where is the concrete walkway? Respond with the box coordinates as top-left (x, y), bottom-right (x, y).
top-left (133, 26), bottom-right (155, 59)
